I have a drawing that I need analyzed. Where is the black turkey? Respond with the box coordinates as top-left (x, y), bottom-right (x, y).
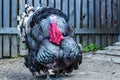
top-left (19, 5), bottom-right (82, 80)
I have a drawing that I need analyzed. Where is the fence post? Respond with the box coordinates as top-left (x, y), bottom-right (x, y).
top-left (0, 0), bottom-right (2, 58)
top-left (118, 0), bottom-right (120, 41)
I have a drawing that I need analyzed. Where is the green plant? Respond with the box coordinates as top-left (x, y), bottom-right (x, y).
top-left (82, 43), bottom-right (101, 53)
top-left (13, 54), bottom-right (19, 59)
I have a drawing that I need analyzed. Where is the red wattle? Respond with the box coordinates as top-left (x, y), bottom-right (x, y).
top-left (49, 22), bottom-right (64, 45)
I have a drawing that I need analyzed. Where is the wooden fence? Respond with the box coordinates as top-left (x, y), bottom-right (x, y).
top-left (0, 0), bottom-right (18, 58)
top-left (0, 0), bottom-right (119, 58)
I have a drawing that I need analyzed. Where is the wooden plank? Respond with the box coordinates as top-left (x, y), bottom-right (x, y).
top-left (11, 0), bottom-right (18, 57)
top-left (88, 0), bottom-right (95, 44)
top-left (75, 0), bottom-right (81, 27)
top-left (3, 35), bottom-right (10, 57)
top-left (74, 27), bottom-right (119, 34)
top-left (89, 0), bottom-right (94, 28)
top-left (55, 0), bottom-right (61, 10)
top-left (20, 0), bottom-right (25, 14)
top-left (101, 34), bottom-right (107, 47)
top-left (82, 0), bottom-right (88, 46)
top-left (0, 36), bottom-right (2, 58)
top-left (48, 0), bottom-right (54, 7)
top-left (69, 0), bottom-right (74, 26)
top-left (34, 0), bottom-right (40, 8)
top-left (75, 35), bottom-right (80, 44)
top-left (95, 0), bottom-right (100, 28)
top-left (118, 0), bottom-right (120, 41)
top-left (11, 0), bottom-right (17, 27)
top-left (0, 0), bottom-right (2, 58)
top-left (112, 0), bottom-right (118, 43)
top-left (3, 0), bottom-right (10, 57)
top-left (27, 0), bottom-right (32, 5)
top-left (82, 0), bottom-right (88, 27)
top-left (0, 0), bottom-right (2, 27)
top-left (112, 0), bottom-right (117, 28)
top-left (0, 28), bottom-right (19, 34)
top-left (107, 34), bottom-right (113, 46)
top-left (107, 0), bottom-right (112, 45)
top-left (101, 0), bottom-right (106, 27)
top-left (62, 0), bottom-right (68, 15)
top-left (41, 0), bottom-right (47, 7)
top-left (113, 35), bottom-right (118, 43)
top-left (101, 0), bottom-right (107, 47)
top-left (95, 0), bottom-right (101, 46)
top-left (75, 0), bottom-right (81, 43)
top-left (107, 0), bottom-right (112, 28)
top-left (11, 36), bottom-right (18, 57)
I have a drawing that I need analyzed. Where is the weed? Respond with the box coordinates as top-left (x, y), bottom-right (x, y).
top-left (82, 43), bottom-right (101, 53)
top-left (13, 54), bottom-right (19, 59)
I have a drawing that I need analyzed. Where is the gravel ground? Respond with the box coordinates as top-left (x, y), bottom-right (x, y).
top-left (0, 53), bottom-right (120, 80)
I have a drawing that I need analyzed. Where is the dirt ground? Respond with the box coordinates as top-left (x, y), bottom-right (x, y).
top-left (0, 53), bottom-right (120, 80)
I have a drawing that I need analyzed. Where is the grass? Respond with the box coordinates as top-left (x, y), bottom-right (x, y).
top-left (82, 43), bottom-right (101, 53)
top-left (12, 54), bottom-right (19, 59)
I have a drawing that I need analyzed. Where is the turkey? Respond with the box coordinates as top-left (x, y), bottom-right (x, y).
top-left (19, 5), bottom-right (82, 80)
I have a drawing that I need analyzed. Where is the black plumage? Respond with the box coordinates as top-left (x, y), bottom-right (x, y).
top-left (30, 7), bottom-right (69, 27)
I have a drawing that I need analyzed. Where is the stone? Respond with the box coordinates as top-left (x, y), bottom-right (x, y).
top-left (86, 53), bottom-right (120, 64)
top-left (104, 46), bottom-right (120, 51)
top-left (113, 42), bottom-right (120, 46)
top-left (95, 50), bottom-right (108, 54)
top-left (95, 50), bottom-right (120, 56)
